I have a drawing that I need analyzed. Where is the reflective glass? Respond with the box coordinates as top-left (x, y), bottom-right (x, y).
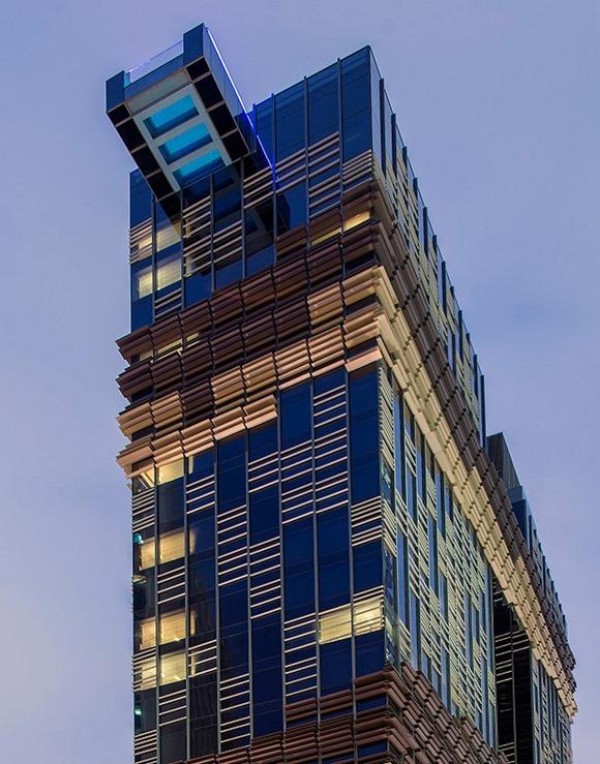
top-left (275, 82), bottom-right (305, 160)
top-left (159, 123), bottom-right (212, 163)
top-left (144, 95), bottom-right (198, 138)
top-left (308, 64), bottom-right (339, 145)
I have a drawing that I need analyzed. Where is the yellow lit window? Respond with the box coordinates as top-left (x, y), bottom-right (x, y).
top-left (138, 618), bottom-right (156, 650)
top-left (159, 611), bottom-right (186, 645)
top-left (353, 596), bottom-right (384, 635)
top-left (157, 460), bottom-right (184, 485)
top-left (155, 254), bottom-right (181, 291)
top-left (159, 651), bottom-right (186, 685)
top-left (135, 656), bottom-right (157, 689)
top-left (156, 220), bottom-right (181, 252)
top-left (138, 537), bottom-right (156, 570)
top-left (343, 211), bottom-right (371, 232)
top-left (159, 530), bottom-right (185, 565)
top-left (319, 605), bottom-right (352, 644)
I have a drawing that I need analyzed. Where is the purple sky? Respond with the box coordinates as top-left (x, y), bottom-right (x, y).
top-left (0, 1), bottom-right (597, 761)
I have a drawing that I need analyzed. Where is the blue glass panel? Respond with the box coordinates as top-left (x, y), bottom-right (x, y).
top-left (397, 531), bottom-right (408, 624)
top-left (317, 508), bottom-right (350, 609)
top-left (284, 518), bottom-right (314, 619)
top-left (341, 49), bottom-right (371, 161)
top-left (144, 95), bottom-right (198, 138)
top-left (158, 478), bottom-right (184, 533)
top-left (220, 581), bottom-right (247, 628)
top-left (159, 123), bottom-right (212, 163)
top-left (320, 639), bottom-right (351, 694)
top-left (428, 516), bottom-right (438, 594)
top-left (249, 485), bottom-right (279, 544)
top-left (349, 369), bottom-right (379, 502)
top-left (355, 631), bottom-right (384, 677)
top-left (353, 540), bottom-right (382, 592)
top-left (308, 63), bottom-right (339, 145)
top-left (409, 591), bottom-right (421, 670)
top-left (215, 258), bottom-right (242, 289)
top-left (188, 512), bottom-right (215, 555)
top-left (130, 171), bottom-right (152, 227)
top-left (184, 270), bottom-right (212, 307)
top-left (275, 82), bottom-right (305, 160)
top-left (217, 436), bottom-right (245, 513)
top-left (173, 149), bottom-right (225, 185)
top-left (188, 449), bottom-right (214, 480)
top-left (277, 182), bottom-right (307, 232)
top-left (249, 424), bottom-right (277, 461)
top-left (254, 100), bottom-right (274, 163)
top-left (281, 383), bottom-right (311, 448)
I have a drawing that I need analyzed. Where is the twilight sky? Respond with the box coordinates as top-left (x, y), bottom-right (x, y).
top-left (0, 1), bottom-right (598, 761)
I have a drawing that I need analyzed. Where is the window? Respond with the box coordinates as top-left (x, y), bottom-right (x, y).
top-left (159, 610), bottom-right (187, 645)
top-left (132, 260), bottom-right (153, 300)
top-left (157, 460), bottom-right (183, 485)
top-left (135, 656), bottom-right (156, 689)
top-left (320, 638), bottom-right (351, 694)
top-left (319, 605), bottom-right (351, 644)
top-left (159, 530), bottom-right (185, 565)
top-left (160, 651), bottom-right (186, 685)
top-left (155, 252), bottom-right (181, 291)
top-left (137, 617), bottom-right (156, 650)
top-left (277, 182), bottom-right (307, 232)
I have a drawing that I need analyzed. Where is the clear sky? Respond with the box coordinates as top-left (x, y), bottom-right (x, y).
top-left (0, 1), bottom-right (597, 761)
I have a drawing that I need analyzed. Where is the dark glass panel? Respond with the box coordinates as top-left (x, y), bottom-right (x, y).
top-left (188, 511), bottom-right (215, 555)
top-left (276, 181), bottom-right (307, 233)
top-left (134, 689), bottom-right (156, 733)
top-left (160, 722), bottom-right (186, 764)
top-left (249, 484), bottom-right (279, 544)
top-left (353, 540), bottom-right (382, 592)
top-left (217, 436), bottom-right (246, 512)
top-left (317, 507), bottom-right (350, 609)
top-left (190, 674), bottom-right (218, 756)
top-left (157, 478), bottom-right (184, 533)
top-left (355, 631), bottom-right (384, 677)
top-left (349, 369), bottom-right (379, 502)
top-left (307, 63), bottom-right (339, 145)
top-left (275, 82), bottom-right (305, 160)
top-left (249, 423), bottom-right (277, 461)
top-left (184, 270), bottom-right (211, 307)
top-left (320, 638), bottom-right (351, 694)
top-left (130, 170), bottom-right (152, 227)
top-left (341, 49), bottom-right (371, 161)
top-left (254, 99), bottom-right (274, 163)
top-left (281, 383), bottom-right (311, 448)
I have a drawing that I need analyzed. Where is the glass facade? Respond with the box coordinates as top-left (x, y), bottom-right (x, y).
top-left (109, 21), bottom-right (575, 764)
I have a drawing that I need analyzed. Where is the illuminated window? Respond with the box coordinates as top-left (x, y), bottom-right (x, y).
top-left (155, 253), bottom-right (181, 291)
top-left (133, 263), bottom-right (153, 300)
top-left (319, 605), bottom-right (351, 644)
top-left (343, 211), bottom-right (370, 232)
top-left (159, 611), bottom-right (186, 645)
top-left (159, 530), bottom-right (185, 565)
top-left (318, 596), bottom-right (384, 644)
top-left (135, 656), bottom-right (157, 689)
top-left (353, 596), bottom-right (384, 635)
top-left (159, 651), bottom-right (186, 685)
top-left (136, 536), bottom-right (156, 570)
top-left (157, 460), bottom-right (184, 485)
top-left (156, 219), bottom-right (181, 252)
top-left (138, 617), bottom-right (157, 650)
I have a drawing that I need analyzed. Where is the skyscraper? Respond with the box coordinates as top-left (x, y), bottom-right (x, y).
top-left (107, 23), bottom-right (576, 764)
